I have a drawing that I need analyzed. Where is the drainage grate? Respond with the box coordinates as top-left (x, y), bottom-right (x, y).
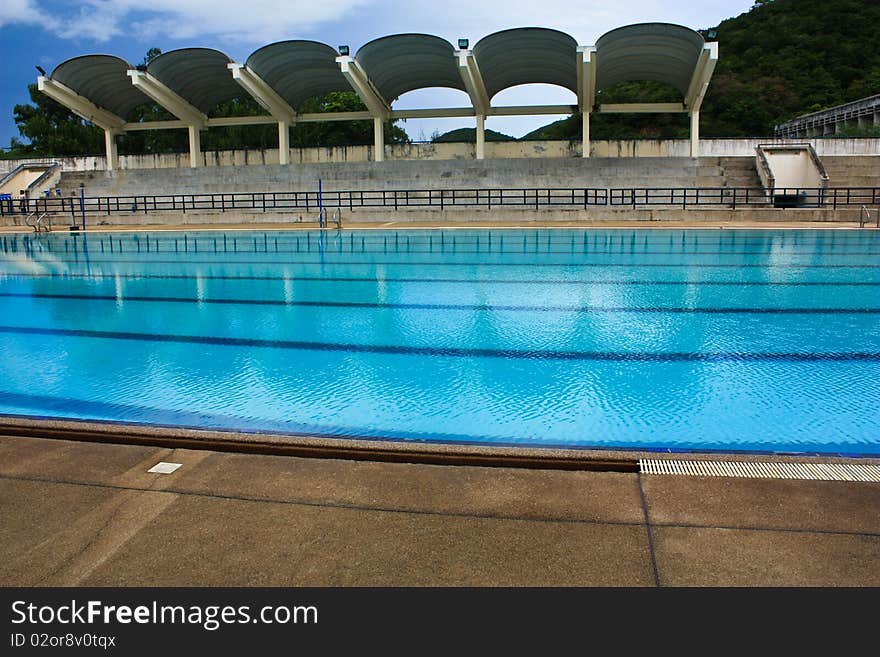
top-left (639, 459), bottom-right (880, 482)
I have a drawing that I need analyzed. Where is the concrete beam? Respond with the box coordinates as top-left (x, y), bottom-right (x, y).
top-left (37, 77), bottom-right (126, 131)
top-left (476, 114), bottom-right (485, 160)
top-left (104, 129), bottom-right (119, 171)
top-left (685, 42), bottom-right (718, 113)
top-left (119, 105), bottom-right (579, 133)
top-left (373, 117), bottom-right (384, 162)
top-left (207, 115), bottom-right (278, 127)
top-left (456, 50), bottom-right (490, 115)
top-left (577, 46), bottom-right (596, 159)
top-left (298, 111), bottom-right (373, 122)
top-left (336, 56), bottom-right (390, 119)
top-left (278, 121), bottom-right (290, 165)
top-left (490, 105), bottom-right (577, 117)
top-left (582, 111), bottom-right (590, 159)
top-left (392, 107), bottom-right (475, 119)
top-left (187, 125), bottom-right (202, 168)
top-left (577, 46), bottom-right (596, 111)
top-left (127, 70), bottom-right (207, 127)
top-left (599, 103), bottom-right (688, 114)
top-left (123, 120), bottom-right (188, 131)
top-left (228, 63), bottom-right (296, 123)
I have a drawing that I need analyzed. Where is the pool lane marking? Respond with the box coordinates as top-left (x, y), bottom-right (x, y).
top-left (5, 272), bottom-right (880, 289)
top-left (2, 325), bottom-right (879, 362)
top-left (3, 292), bottom-right (880, 315)
top-left (3, 272), bottom-right (880, 287)
top-left (10, 236), bottom-right (880, 256)
top-left (8, 257), bottom-right (880, 269)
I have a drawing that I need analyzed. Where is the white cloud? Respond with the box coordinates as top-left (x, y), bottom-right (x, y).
top-left (6, 0), bottom-right (372, 43)
top-left (0, 0), bottom-right (57, 28)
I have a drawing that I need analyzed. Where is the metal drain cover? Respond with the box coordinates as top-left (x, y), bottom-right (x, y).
top-left (639, 459), bottom-right (880, 482)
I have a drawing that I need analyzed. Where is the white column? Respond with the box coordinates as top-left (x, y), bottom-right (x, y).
top-left (188, 125), bottom-right (202, 168)
top-left (475, 115), bottom-right (485, 160)
top-left (582, 111), bottom-right (590, 158)
top-left (874, 111), bottom-right (879, 127)
top-left (690, 110), bottom-right (700, 158)
top-left (278, 121), bottom-right (290, 165)
top-left (373, 117), bottom-right (384, 162)
top-left (104, 129), bottom-right (118, 171)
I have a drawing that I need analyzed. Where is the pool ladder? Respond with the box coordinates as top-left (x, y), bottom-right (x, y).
top-left (25, 211), bottom-right (52, 233)
top-left (318, 207), bottom-right (342, 230)
top-left (861, 205), bottom-right (879, 228)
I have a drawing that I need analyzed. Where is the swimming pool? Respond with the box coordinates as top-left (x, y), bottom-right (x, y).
top-left (0, 228), bottom-right (877, 456)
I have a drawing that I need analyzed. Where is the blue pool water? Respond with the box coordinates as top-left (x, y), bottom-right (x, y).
top-left (0, 228), bottom-right (878, 456)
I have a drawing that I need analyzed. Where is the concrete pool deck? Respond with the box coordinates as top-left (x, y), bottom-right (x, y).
top-left (1, 434), bottom-right (878, 587)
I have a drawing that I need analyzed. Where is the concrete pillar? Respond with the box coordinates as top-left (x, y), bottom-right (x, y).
top-left (475, 115), bottom-right (485, 160)
top-left (582, 111), bottom-right (590, 158)
top-left (278, 121), bottom-right (290, 165)
top-left (373, 117), bottom-right (384, 162)
top-left (689, 110), bottom-right (700, 157)
top-left (874, 111), bottom-right (879, 126)
top-left (188, 125), bottom-right (202, 168)
top-left (104, 129), bottom-right (118, 171)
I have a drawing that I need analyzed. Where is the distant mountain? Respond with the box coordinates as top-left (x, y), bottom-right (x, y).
top-left (431, 127), bottom-right (516, 143)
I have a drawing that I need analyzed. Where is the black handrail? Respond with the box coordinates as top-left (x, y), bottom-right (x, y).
top-left (1, 186), bottom-right (878, 217)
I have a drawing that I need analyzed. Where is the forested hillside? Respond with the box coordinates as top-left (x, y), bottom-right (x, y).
top-left (520, 0), bottom-right (880, 141)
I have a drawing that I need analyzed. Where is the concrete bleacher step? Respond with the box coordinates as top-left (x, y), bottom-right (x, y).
top-left (37, 153), bottom-right (880, 188)
top-left (53, 156), bottom-right (780, 200)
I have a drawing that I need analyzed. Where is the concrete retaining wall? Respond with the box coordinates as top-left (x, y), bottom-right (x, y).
top-left (3, 206), bottom-right (864, 229)
top-left (3, 138), bottom-right (879, 175)
top-left (53, 157), bottom-right (736, 198)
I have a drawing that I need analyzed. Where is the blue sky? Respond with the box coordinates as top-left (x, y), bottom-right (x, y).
top-left (0, 0), bottom-right (755, 147)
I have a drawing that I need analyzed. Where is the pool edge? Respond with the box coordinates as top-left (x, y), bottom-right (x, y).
top-left (2, 416), bottom-right (878, 471)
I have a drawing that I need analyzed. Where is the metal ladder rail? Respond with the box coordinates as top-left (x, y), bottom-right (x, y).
top-left (860, 205), bottom-right (879, 228)
top-left (317, 207), bottom-right (342, 230)
top-left (25, 212), bottom-right (52, 233)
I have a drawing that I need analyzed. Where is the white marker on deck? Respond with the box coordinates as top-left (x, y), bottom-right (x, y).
top-left (147, 462), bottom-right (183, 474)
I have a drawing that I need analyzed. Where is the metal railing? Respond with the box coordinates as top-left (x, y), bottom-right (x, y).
top-left (610, 187), bottom-right (879, 208)
top-left (1, 186), bottom-right (878, 219)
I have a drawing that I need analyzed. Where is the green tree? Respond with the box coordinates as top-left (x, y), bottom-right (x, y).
top-left (290, 91), bottom-right (409, 147)
top-left (8, 84), bottom-right (103, 157)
